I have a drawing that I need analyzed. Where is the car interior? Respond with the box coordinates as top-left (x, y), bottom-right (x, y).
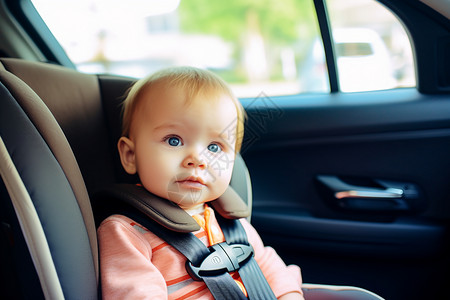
top-left (1, 0), bottom-right (450, 300)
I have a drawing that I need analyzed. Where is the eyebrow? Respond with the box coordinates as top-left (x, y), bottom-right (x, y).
top-left (153, 122), bottom-right (184, 131)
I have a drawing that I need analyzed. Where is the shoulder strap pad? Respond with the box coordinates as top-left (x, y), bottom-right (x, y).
top-left (94, 184), bottom-right (250, 232)
top-left (94, 184), bottom-right (199, 232)
top-left (210, 186), bottom-right (251, 219)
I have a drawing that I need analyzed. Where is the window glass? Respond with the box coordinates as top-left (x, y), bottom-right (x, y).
top-left (31, 0), bottom-right (414, 96)
top-left (31, 0), bottom-right (325, 98)
top-left (327, 0), bottom-right (415, 92)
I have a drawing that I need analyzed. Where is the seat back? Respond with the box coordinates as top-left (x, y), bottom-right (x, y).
top-left (0, 61), bottom-right (98, 299)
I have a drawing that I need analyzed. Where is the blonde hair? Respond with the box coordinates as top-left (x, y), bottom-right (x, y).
top-left (121, 66), bottom-right (246, 152)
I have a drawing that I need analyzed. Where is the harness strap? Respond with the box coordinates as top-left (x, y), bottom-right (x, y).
top-left (218, 216), bottom-right (277, 300)
top-left (117, 208), bottom-right (247, 299)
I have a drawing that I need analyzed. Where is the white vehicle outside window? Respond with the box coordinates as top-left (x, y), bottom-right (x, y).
top-left (334, 27), bottom-right (397, 92)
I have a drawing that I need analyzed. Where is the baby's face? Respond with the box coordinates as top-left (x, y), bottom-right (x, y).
top-left (124, 85), bottom-right (238, 210)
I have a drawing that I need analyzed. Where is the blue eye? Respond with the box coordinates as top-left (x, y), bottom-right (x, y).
top-left (167, 136), bottom-right (182, 147)
top-left (207, 143), bottom-right (221, 153)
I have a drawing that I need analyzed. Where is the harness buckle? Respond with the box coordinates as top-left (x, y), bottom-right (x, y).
top-left (186, 242), bottom-right (254, 281)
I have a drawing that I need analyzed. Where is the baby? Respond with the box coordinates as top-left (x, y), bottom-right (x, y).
top-left (97, 66), bottom-right (304, 299)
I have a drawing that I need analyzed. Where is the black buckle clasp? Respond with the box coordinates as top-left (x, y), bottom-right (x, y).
top-left (186, 242), bottom-right (254, 281)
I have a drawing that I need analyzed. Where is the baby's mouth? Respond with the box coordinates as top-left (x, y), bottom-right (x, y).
top-left (176, 176), bottom-right (206, 190)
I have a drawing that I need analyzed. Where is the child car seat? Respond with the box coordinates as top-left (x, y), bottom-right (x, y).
top-left (0, 58), bottom-right (383, 299)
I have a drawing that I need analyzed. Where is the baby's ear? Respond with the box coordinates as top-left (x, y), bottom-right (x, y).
top-left (118, 137), bottom-right (137, 174)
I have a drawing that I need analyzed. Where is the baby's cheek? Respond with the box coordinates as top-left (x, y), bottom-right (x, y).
top-left (209, 160), bottom-right (234, 179)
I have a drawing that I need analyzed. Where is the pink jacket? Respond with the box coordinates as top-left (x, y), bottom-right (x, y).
top-left (98, 208), bottom-right (304, 299)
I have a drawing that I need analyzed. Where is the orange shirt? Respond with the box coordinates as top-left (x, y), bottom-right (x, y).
top-left (98, 207), bottom-right (304, 299)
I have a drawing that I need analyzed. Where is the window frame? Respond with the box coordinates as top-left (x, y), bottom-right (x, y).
top-left (313, 0), bottom-right (339, 93)
top-left (6, 0), bottom-right (75, 68)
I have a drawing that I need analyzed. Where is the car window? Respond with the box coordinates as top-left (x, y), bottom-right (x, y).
top-left (327, 0), bottom-right (415, 92)
top-left (31, 0), bottom-right (414, 97)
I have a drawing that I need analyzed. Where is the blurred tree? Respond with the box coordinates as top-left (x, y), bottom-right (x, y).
top-left (178, 0), bottom-right (315, 82)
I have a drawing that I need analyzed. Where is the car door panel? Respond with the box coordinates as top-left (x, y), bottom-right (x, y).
top-left (240, 88), bottom-right (450, 299)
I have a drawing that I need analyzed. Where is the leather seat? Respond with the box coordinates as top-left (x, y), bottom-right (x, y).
top-left (0, 58), bottom-right (383, 299)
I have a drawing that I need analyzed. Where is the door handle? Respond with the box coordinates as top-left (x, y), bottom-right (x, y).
top-left (335, 187), bottom-right (403, 200)
top-left (316, 175), bottom-right (421, 212)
